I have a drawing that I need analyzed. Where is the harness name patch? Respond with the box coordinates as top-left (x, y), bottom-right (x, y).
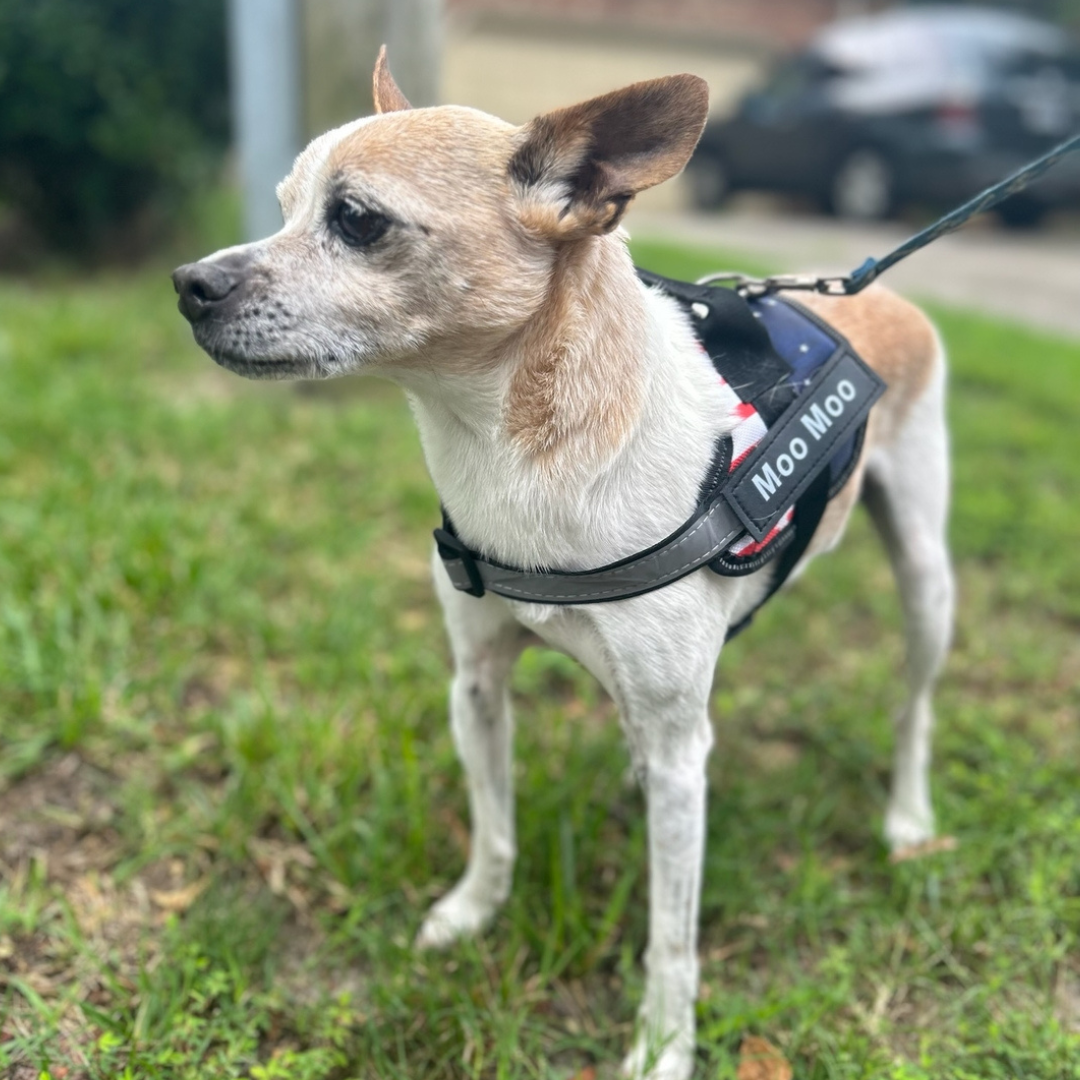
top-left (726, 351), bottom-right (885, 542)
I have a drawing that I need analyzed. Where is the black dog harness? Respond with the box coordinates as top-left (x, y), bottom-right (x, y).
top-left (436, 270), bottom-right (885, 634)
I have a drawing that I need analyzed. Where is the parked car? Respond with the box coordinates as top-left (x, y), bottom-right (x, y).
top-left (687, 5), bottom-right (1080, 226)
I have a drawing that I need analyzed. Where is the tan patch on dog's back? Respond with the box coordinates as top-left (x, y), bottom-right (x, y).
top-left (791, 286), bottom-right (939, 443)
top-left (784, 286), bottom-right (942, 559)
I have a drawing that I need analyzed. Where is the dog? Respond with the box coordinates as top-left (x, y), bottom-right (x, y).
top-left (172, 49), bottom-right (954, 1080)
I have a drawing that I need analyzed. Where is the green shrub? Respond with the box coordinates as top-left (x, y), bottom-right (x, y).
top-left (0, 0), bottom-right (229, 255)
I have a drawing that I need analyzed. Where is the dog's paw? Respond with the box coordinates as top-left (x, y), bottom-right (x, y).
top-left (621, 1032), bottom-right (694, 1080)
top-left (414, 888), bottom-right (496, 951)
top-left (884, 805), bottom-right (935, 854)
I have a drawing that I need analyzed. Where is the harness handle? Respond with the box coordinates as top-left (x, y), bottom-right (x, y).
top-left (698, 130), bottom-right (1080, 298)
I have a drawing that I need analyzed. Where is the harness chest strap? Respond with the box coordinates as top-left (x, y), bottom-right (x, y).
top-left (436, 497), bottom-right (746, 604)
top-left (436, 347), bottom-right (885, 606)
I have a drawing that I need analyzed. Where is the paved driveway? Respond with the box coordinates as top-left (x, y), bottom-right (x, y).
top-left (631, 206), bottom-right (1080, 339)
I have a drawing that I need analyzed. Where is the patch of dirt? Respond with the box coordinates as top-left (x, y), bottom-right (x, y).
top-left (1055, 967), bottom-right (1080, 1033)
top-left (178, 652), bottom-right (250, 714)
top-left (0, 750), bottom-right (357, 1074)
top-left (0, 754), bottom-right (122, 882)
top-left (743, 737), bottom-right (802, 773)
top-left (3, 1064), bottom-right (42, 1080)
top-left (0, 755), bottom-right (163, 1039)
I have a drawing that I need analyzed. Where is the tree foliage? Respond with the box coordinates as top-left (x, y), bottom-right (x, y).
top-left (0, 0), bottom-right (229, 254)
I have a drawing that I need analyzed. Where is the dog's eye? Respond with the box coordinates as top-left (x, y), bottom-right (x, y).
top-left (333, 202), bottom-right (391, 247)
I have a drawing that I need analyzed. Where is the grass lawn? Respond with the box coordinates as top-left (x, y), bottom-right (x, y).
top-left (0, 234), bottom-right (1078, 1080)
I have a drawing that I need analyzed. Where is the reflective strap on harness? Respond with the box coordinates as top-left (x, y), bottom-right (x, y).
top-left (436, 497), bottom-right (745, 605)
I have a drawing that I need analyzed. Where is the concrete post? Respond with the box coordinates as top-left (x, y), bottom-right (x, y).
top-left (301, 0), bottom-right (381, 137)
top-left (300, 0), bottom-right (442, 140)
top-left (385, 0), bottom-right (442, 107)
top-left (228, 0), bottom-right (303, 242)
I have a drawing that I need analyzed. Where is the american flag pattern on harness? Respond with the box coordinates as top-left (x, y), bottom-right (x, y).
top-left (711, 355), bottom-right (796, 559)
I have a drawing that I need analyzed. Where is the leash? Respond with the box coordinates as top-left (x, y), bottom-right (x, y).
top-left (698, 131), bottom-right (1080, 298)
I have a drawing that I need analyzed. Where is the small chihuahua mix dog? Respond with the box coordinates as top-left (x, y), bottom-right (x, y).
top-left (174, 50), bottom-right (953, 1079)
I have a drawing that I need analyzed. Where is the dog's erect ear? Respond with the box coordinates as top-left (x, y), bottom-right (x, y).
top-left (373, 45), bottom-right (411, 114)
top-left (510, 74), bottom-right (709, 239)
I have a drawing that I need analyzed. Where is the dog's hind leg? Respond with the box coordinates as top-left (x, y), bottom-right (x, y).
top-left (864, 354), bottom-right (955, 852)
top-left (416, 552), bottom-right (530, 949)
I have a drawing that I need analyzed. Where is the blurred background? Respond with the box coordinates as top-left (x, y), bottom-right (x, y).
top-left (2, 4), bottom-right (1079, 1078)
top-left (2, 0), bottom-right (1080, 329)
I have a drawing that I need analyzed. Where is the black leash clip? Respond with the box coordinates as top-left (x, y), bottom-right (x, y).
top-left (696, 271), bottom-right (853, 298)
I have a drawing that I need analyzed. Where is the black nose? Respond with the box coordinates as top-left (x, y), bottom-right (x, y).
top-left (171, 256), bottom-right (245, 323)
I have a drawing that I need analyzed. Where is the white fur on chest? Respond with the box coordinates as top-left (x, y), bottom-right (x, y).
top-left (404, 285), bottom-right (731, 574)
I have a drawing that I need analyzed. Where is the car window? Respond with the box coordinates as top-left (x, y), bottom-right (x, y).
top-left (997, 49), bottom-right (1080, 80)
top-left (942, 26), bottom-right (1070, 76)
top-left (762, 56), bottom-right (842, 100)
top-left (996, 49), bottom-right (1080, 135)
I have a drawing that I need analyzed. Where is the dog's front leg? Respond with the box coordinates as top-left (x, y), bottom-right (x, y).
top-left (416, 554), bottom-right (529, 949)
top-left (620, 683), bottom-right (714, 1080)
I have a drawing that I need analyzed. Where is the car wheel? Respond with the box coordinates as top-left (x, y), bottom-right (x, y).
top-left (685, 152), bottom-right (730, 210)
top-left (996, 194), bottom-right (1046, 230)
top-left (829, 148), bottom-right (895, 221)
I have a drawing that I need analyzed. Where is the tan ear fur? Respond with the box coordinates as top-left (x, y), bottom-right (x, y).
top-left (373, 45), bottom-right (411, 114)
top-left (510, 74), bottom-right (709, 239)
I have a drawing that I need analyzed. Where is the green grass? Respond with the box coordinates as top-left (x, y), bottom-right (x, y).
top-left (0, 235), bottom-right (1078, 1080)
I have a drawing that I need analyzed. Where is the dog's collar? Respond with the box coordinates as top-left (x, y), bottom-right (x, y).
top-left (436, 271), bottom-right (885, 623)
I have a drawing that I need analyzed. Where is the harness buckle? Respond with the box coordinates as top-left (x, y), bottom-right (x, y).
top-left (434, 527), bottom-right (487, 598)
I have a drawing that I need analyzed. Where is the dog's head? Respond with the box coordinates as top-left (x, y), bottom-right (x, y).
top-left (173, 49), bottom-right (708, 380)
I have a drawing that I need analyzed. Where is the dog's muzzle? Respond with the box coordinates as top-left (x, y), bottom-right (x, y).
top-left (172, 252), bottom-right (252, 324)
